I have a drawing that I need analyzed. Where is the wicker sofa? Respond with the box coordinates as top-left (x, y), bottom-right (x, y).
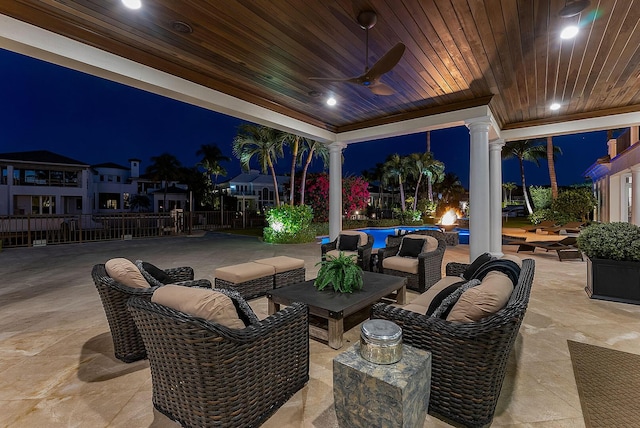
top-left (127, 295), bottom-right (309, 428)
top-left (91, 263), bottom-right (210, 362)
top-left (377, 229), bottom-right (447, 292)
top-left (371, 258), bottom-right (535, 428)
top-left (321, 230), bottom-right (374, 271)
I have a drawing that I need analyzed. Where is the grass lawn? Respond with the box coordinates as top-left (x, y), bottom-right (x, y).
top-left (502, 217), bottom-right (533, 228)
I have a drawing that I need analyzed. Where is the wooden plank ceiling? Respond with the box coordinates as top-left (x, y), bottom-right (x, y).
top-left (2, 0), bottom-right (640, 133)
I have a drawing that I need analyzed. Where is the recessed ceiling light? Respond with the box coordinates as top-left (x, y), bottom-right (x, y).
top-left (326, 97), bottom-right (337, 106)
top-left (122, 0), bottom-right (141, 10)
top-left (560, 25), bottom-right (579, 39)
top-left (550, 103), bottom-right (561, 111)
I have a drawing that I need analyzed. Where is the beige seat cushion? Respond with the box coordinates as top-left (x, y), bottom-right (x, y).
top-left (383, 255), bottom-right (419, 274)
top-left (152, 285), bottom-right (245, 329)
top-left (402, 234), bottom-right (438, 253)
top-left (447, 271), bottom-right (514, 323)
top-left (337, 230), bottom-right (368, 247)
top-left (215, 262), bottom-right (274, 283)
top-left (105, 258), bottom-right (149, 288)
top-left (254, 256), bottom-right (304, 273)
top-left (403, 276), bottom-right (468, 315)
top-left (325, 249), bottom-right (358, 261)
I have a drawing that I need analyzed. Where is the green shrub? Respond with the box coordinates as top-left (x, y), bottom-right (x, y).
top-left (392, 208), bottom-right (423, 225)
top-left (530, 186), bottom-right (552, 210)
top-left (263, 205), bottom-right (315, 244)
top-left (529, 208), bottom-right (552, 225)
top-left (577, 222), bottom-right (640, 261)
top-left (550, 188), bottom-right (596, 222)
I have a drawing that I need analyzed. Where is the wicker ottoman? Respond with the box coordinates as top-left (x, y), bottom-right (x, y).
top-left (214, 262), bottom-right (275, 299)
top-left (255, 256), bottom-right (305, 288)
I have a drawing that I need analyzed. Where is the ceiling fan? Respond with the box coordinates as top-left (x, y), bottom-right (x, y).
top-left (309, 10), bottom-right (405, 96)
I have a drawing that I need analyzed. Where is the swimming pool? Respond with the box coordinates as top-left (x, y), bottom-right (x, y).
top-left (321, 226), bottom-right (469, 249)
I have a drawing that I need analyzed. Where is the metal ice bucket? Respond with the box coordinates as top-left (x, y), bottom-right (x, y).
top-left (360, 319), bottom-right (402, 364)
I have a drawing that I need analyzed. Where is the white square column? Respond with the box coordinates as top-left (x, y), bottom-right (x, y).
top-left (631, 166), bottom-right (640, 225)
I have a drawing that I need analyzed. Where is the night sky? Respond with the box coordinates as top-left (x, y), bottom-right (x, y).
top-left (1, 48), bottom-right (608, 188)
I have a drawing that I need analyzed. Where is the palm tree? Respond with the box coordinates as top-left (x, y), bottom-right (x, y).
top-left (383, 154), bottom-right (411, 212)
top-left (502, 182), bottom-right (517, 203)
top-left (146, 153), bottom-right (182, 212)
top-left (409, 152), bottom-right (445, 208)
top-left (502, 140), bottom-right (547, 215)
top-left (280, 132), bottom-right (306, 205)
top-left (129, 194), bottom-right (151, 212)
top-left (196, 143), bottom-right (230, 188)
top-left (362, 162), bottom-right (386, 209)
top-left (232, 124), bottom-right (284, 206)
top-left (298, 139), bottom-right (329, 205)
top-left (546, 136), bottom-right (562, 200)
top-left (435, 172), bottom-right (465, 206)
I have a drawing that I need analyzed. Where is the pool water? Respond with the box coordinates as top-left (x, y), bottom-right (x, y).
top-left (321, 226), bottom-right (469, 249)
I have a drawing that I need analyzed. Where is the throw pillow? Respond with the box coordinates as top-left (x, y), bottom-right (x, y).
top-left (430, 279), bottom-right (480, 319)
top-left (425, 280), bottom-right (467, 316)
top-left (470, 259), bottom-right (521, 286)
top-left (398, 237), bottom-right (425, 258)
top-left (152, 285), bottom-right (246, 329)
top-left (462, 252), bottom-right (494, 280)
top-left (135, 260), bottom-right (172, 287)
top-left (338, 234), bottom-right (360, 251)
top-left (447, 271), bottom-right (514, 322)
top-left (105, 258), bottom-right (150, 288)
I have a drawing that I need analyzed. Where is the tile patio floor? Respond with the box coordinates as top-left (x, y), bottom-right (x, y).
top-left (1, 232), bottom-right (639, 427)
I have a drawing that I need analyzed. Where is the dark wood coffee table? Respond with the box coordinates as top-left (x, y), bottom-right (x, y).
top-left (266, 271), bottom-right (407, 349)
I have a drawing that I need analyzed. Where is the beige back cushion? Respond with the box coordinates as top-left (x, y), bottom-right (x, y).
top-left (105, 258), bottom-right (150, 288)
top-left (500, 254), bottom-right (523, 268)
top-left (152, 285), bottom-right (245, 329)
top-left (338, 230), bottom-right (368, 247)
top-left (404, 234), bottom-right (439, 253)
top-left (446, 271), bottom-right (514, 323)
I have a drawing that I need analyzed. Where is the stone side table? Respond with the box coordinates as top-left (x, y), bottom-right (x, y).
top-left (333, 342), bottom-right (431, 428)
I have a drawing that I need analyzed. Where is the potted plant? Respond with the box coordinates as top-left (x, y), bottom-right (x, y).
top-left (577, 222), bottom-right (640, 304)
top-left (315, 252), bottom-right (363, 293)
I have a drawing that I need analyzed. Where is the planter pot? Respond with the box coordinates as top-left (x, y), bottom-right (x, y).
top-left (586, 257), bottom-right (640, 305)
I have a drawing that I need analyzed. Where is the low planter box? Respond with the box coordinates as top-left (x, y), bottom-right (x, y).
top-left (586, 257), bottom-right (640, 305)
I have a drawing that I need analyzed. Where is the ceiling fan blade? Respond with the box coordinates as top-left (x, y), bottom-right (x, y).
top-left (367, 43), bottom-right (406, 79)
top-left (369, 82), bottom-right (395, 96)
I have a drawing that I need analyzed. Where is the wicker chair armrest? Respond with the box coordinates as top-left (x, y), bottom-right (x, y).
top-left (445, 262), bottom-right (469, 277)
top-left (358, 234), bottom-right (374, 251)
top-left (173, 278), bottom-right (212, 288)
top-left (378, 245), bottom-right (400, 260)
top-left (321, 239), bottom-right (337, 257)
top-left (386, 235), bottom-right (403, 248)
top-left (164, 266), bottom-right (195, 281)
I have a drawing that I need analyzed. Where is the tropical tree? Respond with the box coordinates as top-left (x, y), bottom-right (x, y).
top-left (281, 132), bottom-right (302, 205)
top-left (434, 172), bottom-right (465, 207)
top-left (178, 166), bottom-right (213, 209)
top-left (545, 136), bottom-right (563, 200)
top-left (196, 143), bottom-right (230, 189)
top-left (146, 153), bottom-right (182, 212)
top-left (232, 124), bottom-right (284, 206)
top-left (362, 162), bottom-right (386, 209)
top-left (298, 139), bottom-right (329, 205)
top-left (383, 153), bottom-right (411, 212)
top-left (408, 152), bottom-right (445, 209)
top-left (502, 140), bottom-right (547, 215)
top-left (129, 194), bottom-right (151, 212)
top-left (502, 182), bottom-right (517, 203)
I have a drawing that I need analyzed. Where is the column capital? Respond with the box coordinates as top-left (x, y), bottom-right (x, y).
top-left (489, 138), bottom-right (505, 151)
top-left (328, 142), bottom-right (347, 152)
top-left (465, 117), bottom-right (492, 131)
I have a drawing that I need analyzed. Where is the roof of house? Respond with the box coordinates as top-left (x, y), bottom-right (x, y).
top-left (226, 172), bottom-right (289, 185)
top-left (92, 162), bottom-right (130, 170)
top-left (151, 185), bottom-right (189, 194)
top-left (0, 150), bottom-right (89, 166)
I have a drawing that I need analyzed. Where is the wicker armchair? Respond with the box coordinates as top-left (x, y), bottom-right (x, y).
top-left (91, 264), bottom-right (211, 363)
top-left (371, 258), bottom-right (535, 428)
top-left (377, 230), bottom-right (447, 292)
top-left (127, 297), bottom-right (309, 428)
top-left (321, 232), bottom-right (374, 271)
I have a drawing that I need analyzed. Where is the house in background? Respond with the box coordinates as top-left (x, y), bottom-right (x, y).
top-left (0, 150), bottom-right (91, 216)
top-left (219, 170), bottom-right (289, 212)
top-left (584, 126), bottom-right (640, 224)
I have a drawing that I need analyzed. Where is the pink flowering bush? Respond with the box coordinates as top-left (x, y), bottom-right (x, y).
top-left (305, 173), bottom-right (369, 221)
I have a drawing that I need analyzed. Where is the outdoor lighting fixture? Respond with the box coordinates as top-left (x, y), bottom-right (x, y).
top-left (559, 0), bottom-right (591, 18)
top-left (326, 97), bottom-right (337, 106)
top-left (550, 102), bottom-right (561, 111)
top-left (122, 0), bottom-right (142, 10)
top-left (560, 25), bottom-right (579, 39)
